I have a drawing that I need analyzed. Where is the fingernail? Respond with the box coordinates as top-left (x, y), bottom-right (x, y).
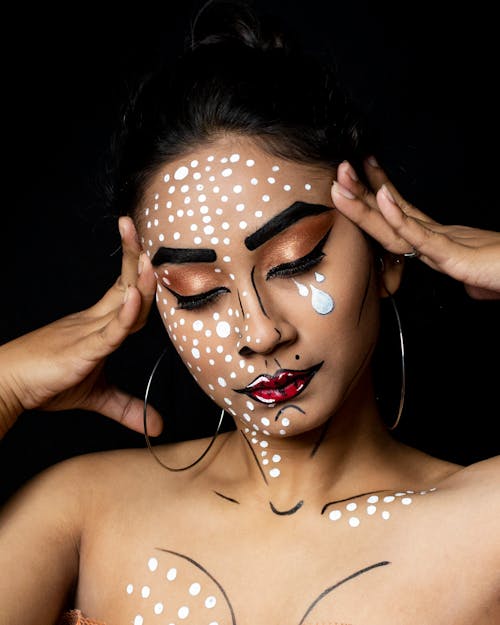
top-left (332, 181), bottom-right (356, 199)
top-left (381, 184), bottom-right (396, 203)
top-left (123, 287), bottom-right (129, 303)
top-left (343, 161), bottom-right (359, 181)
top-left (138, 254), bottom-right (144, 276)
top-left (367, 155), bottom-right (379, 168)
top-left (118, 218), bottom-right (125, 239)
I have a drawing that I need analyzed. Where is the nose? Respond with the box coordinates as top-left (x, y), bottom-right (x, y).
top-left (236, 270), bottom-right (297, 356)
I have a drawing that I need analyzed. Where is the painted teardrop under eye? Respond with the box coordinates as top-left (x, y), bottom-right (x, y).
top-left (310, 284), bottom-right (334, 314)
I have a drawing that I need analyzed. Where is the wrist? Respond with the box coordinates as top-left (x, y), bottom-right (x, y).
top-left (0, 344), bottom-right (25, 439)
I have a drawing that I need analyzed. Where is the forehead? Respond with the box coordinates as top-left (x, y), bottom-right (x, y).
top-left (139, 139), bottom-right (334, 254)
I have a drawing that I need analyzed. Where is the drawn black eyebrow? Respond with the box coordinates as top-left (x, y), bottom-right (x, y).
top-left (151, 247), bottom-right (217, 266)
top-left (244, 201), bottom-right (333, 251)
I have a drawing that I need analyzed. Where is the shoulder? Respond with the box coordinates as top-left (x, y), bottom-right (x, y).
top-left (8, 435), bottom-right (219, 508)
top-left (438, 454), bottom-right (500, 494)
top-left (1, 447), bottom-right (157, 523)
top-left (432, 455), bottom-right (500, 559)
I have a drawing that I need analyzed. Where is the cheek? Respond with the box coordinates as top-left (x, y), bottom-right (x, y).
top-left (287, 269), bottom-right (335, 316)
top-left (155, 287), bottom-right (254, 409)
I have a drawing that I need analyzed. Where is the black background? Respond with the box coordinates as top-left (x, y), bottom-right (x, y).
top-left (1, 1), bottom-right (499, 503)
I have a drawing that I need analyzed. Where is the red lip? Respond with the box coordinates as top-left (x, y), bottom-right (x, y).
top-left (234, 362), bottom-right (323, 405)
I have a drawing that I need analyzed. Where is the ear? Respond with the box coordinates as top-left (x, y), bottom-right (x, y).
top-left (377, 253), bottom-right (405, 298)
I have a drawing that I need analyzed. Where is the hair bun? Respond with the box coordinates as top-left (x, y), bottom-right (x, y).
top-left (190, 0), bottom-right (287, 52)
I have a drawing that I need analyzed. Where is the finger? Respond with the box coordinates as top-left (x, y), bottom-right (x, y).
top-left (118, 216), bottom-right (142, 289)
top-left (131, 253), bottom-right (158, 332)
top-left (336, 161), bottom-right (379, 211)
top-left (87, 384), bottom-right (164, 436)
top-left (464, 284), bottom-right (500, 300)
top-left (364, 156), bottom-right (437, 225)
top-left (332, 180), bottom-right (410, 252)
top-left (90, 218), bottom-right (143, 316)
top-left (81, 286), bottom-right (143, 361)
top-left (377, 185), bottom-right (455, 265)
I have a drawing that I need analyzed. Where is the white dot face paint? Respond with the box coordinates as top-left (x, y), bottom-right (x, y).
top-left (216, 321), bottom-right (231, 338)
top-left (139, 137), bottom-right (383, 455)
top-left (174, 165), bottom-right (189, 180)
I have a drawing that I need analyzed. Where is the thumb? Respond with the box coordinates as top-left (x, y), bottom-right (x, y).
top-left (86, 384), bottom-right (164, 436)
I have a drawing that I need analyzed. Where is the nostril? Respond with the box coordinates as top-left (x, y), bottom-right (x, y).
top-left (238, 345), bottom-right (253, 357)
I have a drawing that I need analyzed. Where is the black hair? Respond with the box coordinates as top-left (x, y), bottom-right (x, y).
top-left (103, 0), bottom-right (371, 219)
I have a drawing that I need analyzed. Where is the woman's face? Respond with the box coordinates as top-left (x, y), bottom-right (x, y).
top-left (137, 137), bottom-right (381, 439)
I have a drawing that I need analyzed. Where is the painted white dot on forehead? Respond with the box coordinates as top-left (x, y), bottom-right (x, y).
top-left (174, 165), bottom-right (189, 180)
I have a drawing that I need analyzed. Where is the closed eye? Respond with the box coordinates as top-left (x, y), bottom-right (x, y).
top-left (166, 286), bottom-right (230, 310)
top-left (266, 227), bottom-right (332, 280)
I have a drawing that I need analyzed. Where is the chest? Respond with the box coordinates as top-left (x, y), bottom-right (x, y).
top-left (76, 503), bottom-right (489, 625)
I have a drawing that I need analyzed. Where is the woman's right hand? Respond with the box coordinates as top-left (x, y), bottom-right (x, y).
top-left (0, 216), bottom-right (163, 440)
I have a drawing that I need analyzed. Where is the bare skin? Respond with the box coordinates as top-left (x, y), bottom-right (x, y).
top-left (1, 439), bottom-right (498, 625)
top-left (0, 138), bottom-right (498, 625)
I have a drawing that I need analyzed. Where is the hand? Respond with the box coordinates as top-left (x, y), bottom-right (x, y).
top-left (0, 216), bottom-right (163, 439)
top-left (331, 157), bottom-right (500, 300)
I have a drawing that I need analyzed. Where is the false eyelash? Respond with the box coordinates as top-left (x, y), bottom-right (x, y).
top-left (266, 253), bottom-right (325, 279)
top-left (266, 227), bottom-right (332, 280)
top-left (166, 286), bottom-right (230, 311)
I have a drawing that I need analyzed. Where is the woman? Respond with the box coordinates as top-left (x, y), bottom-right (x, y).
top-left (1, 2), bottom-right (499, 624)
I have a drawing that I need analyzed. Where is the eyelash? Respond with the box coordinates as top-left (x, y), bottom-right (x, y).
top-left (167, 287), bottom-right (230, 311)
top-left (168, 227), bottom-right (332, 311)
top-left (266, 227), bottom-right (331, 280)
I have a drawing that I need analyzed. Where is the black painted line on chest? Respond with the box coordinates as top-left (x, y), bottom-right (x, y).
top-left (269, 499), bottom-right (304, 515)
top-left (213, 490), bottom-right (240, 505)
top-left (157, 548), bottom-right (237, 624)
top-left (321, 488), bottom-right (395, 515)
top-left (297, 560), bottom-right (391, 625)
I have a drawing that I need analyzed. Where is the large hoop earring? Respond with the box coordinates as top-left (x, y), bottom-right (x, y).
top-left (143, 348), bottom-right (225, 471)
top-left (387, 295), bottom-right (406, 430)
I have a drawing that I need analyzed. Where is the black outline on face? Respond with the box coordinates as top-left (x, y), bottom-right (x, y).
top-left (357, 264), bottom-right (372, 326)
top-left (239, 430), bottom-right (269, 485)
top-left (250, 265), bottom-right (269, 318)
top-left (309, 344), bottom-right (374, 458)
top-left (274, 403), bottom-right (306, 422)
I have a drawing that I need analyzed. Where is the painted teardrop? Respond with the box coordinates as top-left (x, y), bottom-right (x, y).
top-left (310, 284), bottom-right (334, 314)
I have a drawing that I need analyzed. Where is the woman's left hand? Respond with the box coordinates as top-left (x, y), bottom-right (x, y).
top-left (331, 157), bottom-right (500, 300)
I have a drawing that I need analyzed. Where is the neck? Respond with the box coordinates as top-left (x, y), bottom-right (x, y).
top-left (219, 372), bottom-right (407, 512)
